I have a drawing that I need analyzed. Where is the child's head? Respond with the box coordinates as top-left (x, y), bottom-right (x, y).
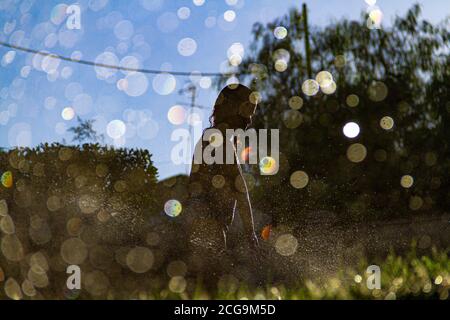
top-left (209, 84), bottom-right (257, 130)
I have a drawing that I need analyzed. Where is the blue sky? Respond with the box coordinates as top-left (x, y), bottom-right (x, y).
top-left (0, 0), bottom-right (448, 180)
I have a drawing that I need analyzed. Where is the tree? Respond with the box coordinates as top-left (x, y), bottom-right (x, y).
top-left (226, 4), bottom-right (449, 224)
top-left (68, 116), bottom-right (104, 144)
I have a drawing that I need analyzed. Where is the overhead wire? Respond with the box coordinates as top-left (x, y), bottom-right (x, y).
top-left (0, 40), bottom-right (244, 77)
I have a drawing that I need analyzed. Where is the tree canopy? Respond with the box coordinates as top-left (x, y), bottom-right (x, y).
top-left (227, 4), bottom-right (449, 224)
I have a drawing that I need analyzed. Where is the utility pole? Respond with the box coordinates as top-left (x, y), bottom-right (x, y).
top-left (302, 3), bottom-right (312, 79)
top-left (178, 83), bottom-right (207, 174)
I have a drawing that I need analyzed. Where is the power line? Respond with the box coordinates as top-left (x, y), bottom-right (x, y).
top-left (0, 41), bottom-right (242, 77)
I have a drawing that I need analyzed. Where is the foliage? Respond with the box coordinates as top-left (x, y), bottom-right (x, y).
top-left (0, 143), bottom-right (159, 244)
top-left (226, 4), bottom-right (450, 224)
top-left (194, 247), bottom-right (450, 300)
top-left (68, 117), bottom-right (104, 144)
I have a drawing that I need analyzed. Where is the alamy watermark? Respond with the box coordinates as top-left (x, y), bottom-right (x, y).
top-left (66, 4), bottom-right (81, 30)
top-left (366, 265), bottom-right (381, 290)
top-left (66, 265), bottom-right (81, 290)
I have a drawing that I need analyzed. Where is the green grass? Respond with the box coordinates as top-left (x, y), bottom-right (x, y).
top-left (154, 247), bottom-right (450, 300)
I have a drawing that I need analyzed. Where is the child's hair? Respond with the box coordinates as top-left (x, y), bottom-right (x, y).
top-left (209, 84), bottom-right (257, 127)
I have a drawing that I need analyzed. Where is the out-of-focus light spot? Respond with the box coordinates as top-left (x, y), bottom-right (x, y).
top-left (199, 76), bottom-right (212, 89)
top-left (380, 116), bottom-right (394, 130)
top-left (114, 20), bottom-right (134, 40)
top-left (20, 66), bottom-right (31, 78)
top-left (189, 71), bottom-right (202, 84)
top-left (321, 81), bottom-right (337, 95)
top-left (164, 199), bottom-right (182, 217)
top-left (0, 200), bottom-right (8, 216)
top-left (1, 51), bottom-right (16, 65)
top-left (212, 175), bottom-right (226, 189)
top-left (316, 71), bottom-right (333, 88)
top-left (177, 37), bottom-right (197, 56)
top-left (4, 278), bottom-right (22, 300)
top-left (368, 81), bottom-right (388, 101)
top-left (61, 66), bottom-right (73, 79)
top-left (78, 194), bottom-right (101, 214)
top-left (120, 55), bottom-right (140, 75)
top-left (146, 232), bottom-right (160, 246)
top-left (152, 72), bottom-right (176, 95)
top-left (94, 51), bottom-right (119, 80)
top-left (187, 112), bottom-right (202, 126)
top-left (275, 234), bottom-right (298, 256)
top-left (354, 274), bottom-right (362, 283)
top-left (106, 120), bottom-right (126, 139)
top-left (1, 171), bottom-right (13, 188)
top-left (41, 54), bottom-right (61, 74)
top-left (261, 225), bottom-right (271, 240)
top-left (126, 247), bottom-right (154, 273)
top-left (224, 10), bottom-right (236, 22)
top-left (409, 196), bottom-right (423, 210)
top-left (71, 51), bottom-right (82, 61)
top-left (193, 0), bottom-right (205, 6)
top-left (167, 260), bottom-right (187, 278)
top-left (374, 149), bottom-right (387, 162)
top-left (55, 122), bottom-right (67, 135)
top-left (289, 96), bottom-right (303, 110)
top-left (302, 79), bottom-right (319, 96)
top-left (334, 55), bottom-right (346, 68)
top-left (368, 7), bottom-right (383, 26)
top-left (226, 0), bottom-right (238, 5)
top-left (167, 105), bottom-right (186, 125)
top-left (273, 48), bottom-right (290, 64)
top-left (259, 156), bottom-right (277, 175)
top-left (343, 122), bottom-right (360, 138)
top-left (117, 78), bottom-right (128, 91)
top-left (2, 233), bottom-right (24, 262)
top-left (61, 107), bottom-right (75, 121)
top-left (45, 96), bottom-right (57, 110)
top-left (290, 171), bottom-right (309, 189)
top-left (177, 7), bottom-right (191, 20)
top-left (3, 20), bottom-right (15, 35)
top-left (227, 42), bottom-right (244, 66)
top-left (47, 195), bottom-right (62, 212)
top-left (209, 132), bottom-right (224, 148)
top-left (435, 275), bottom-right (443, 285)
top-left (169, 276), bottom-right (187, 293)
top-left (346, 94), bottom-right (359, 107)
top-left (50, 4), bottom-right (68, 25)
top-left (400, 175), bottom-right (414, 188)
top-left (347, 143), bottom-right (367, 163)
top-left (228, 54), bottom-right (242, 67)
top-left (116, 42), bottom-right (128, 55)
top-left (22, 279), bottom-right (36, 297)
top-left (123, 72), bottom-right (149, 97)
top-left (60, 238), bottom-right (88, 265)
top-left (282, 110), bottom-right (303, 129)
top-left (274, 59), bottom-right (287, 72)
top-left (274, 26), bottom-right (288, 39)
